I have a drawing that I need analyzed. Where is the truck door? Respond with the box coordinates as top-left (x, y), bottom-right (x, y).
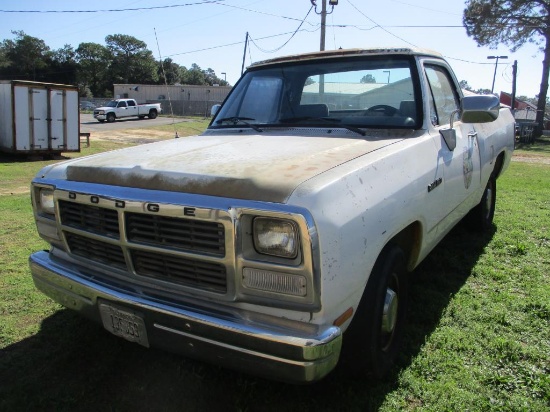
top-left (424, 64), bottom-right (481, 226)
top-left (116, 100), bottom-right (128, 117)
top-left (127, 99), bottom-right (138, 115)
top-left (49, 88), bottom-right (79, 151)
top-left (14, 85), bottom-right (48, 151)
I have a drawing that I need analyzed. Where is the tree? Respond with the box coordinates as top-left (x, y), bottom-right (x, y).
top-left (181, 63), bottom-right (207, 85)
top-left (459, 80), bottom-right (473, 91)
top-left (0, 30), bottom-right (50, 81)
top-left (50, 44), bottom-right (78, 85)
top-left (105, 34), bottom-right (158, 85)
top-left (157, 58), bottom-right (181, 85)
top-left (463, 0), bottom-right (550, 134)
top-left (360, 74), bottom-right (376, 84)
top-left (76, 42), bottom-right (112, 97)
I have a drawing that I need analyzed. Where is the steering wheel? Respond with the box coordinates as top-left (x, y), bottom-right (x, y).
top-left (364, 105), bottom-right (398, 117)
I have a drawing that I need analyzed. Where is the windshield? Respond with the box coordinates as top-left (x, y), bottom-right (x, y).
top-left (211, 56), bottom-right (421, 131)
top-left (106, 101), bottom-right (118, 107)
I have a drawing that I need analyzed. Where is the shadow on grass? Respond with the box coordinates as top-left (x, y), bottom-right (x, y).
top-left (0, 152), bottom-right (70, 163)
top-left (0, 224), bottom-right (495, 412)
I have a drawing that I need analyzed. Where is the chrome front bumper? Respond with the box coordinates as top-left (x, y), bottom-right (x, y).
top-left (29, 251), bottom-right (342, 383)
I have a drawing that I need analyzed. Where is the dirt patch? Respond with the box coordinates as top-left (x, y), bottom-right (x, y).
top-left (91, 129), bottom-right (176, 144)
top-left (0, 186), bottom-right (29, 196)
top-left (511, 154), bottom-right (550, 164)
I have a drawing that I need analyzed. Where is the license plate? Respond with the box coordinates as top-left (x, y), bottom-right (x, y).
top-left (99, 302), bottom-right (149, 347)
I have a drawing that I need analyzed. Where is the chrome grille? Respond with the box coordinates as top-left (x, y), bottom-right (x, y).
top-left (59, 200), bottom-right (119, 238)
top-left (58, 199), bottom-right (228, 294)
top-left (65, 232), bottom-right (126, 270)
top-left (132, 249), bottom-right (227, 293)
top-left (126, 213), bottom-right (225, 256)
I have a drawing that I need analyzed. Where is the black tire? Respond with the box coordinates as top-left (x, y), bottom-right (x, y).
top-left (148, 110), bottom-right (158, 119)
top-left (466, 175), bottom-right (496, 232)
top-left (342, 244), bottom-right (409, 379)
top-left (106, 113), bottom-right (116, 123)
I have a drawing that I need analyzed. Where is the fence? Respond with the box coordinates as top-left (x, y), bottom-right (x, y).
top-left (151, 100), bottom-right (224, 117)
top-left (81, 98), bottom-right (222, 118)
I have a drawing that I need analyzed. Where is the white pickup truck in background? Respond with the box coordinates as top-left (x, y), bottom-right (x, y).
top-left (93, 98), bottom-right (162, 122)
top-left (29, 47), bottom-right (515, 383)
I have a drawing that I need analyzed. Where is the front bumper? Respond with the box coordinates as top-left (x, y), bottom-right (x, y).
top-left (29, 251), bottom-right (342, 383)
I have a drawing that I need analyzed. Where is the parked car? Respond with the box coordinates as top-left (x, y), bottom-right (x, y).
top-left (93, 99), bottom-right (162, 122)
top-left (80, 101), bottom-right (95, 111)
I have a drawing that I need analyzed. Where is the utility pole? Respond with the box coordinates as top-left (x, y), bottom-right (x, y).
top-left (312, 1), bottom-right (338, 96)
top-left (511, 60), bottom-right (518, 114)
top-left (487, 55), bottom-right (508, 94)
top-left (311, 0), bottom-right (338, 52)
top-left (241, 32), bottom-right (249, 76)
top-left (320, 0), bottom-right (327, 51)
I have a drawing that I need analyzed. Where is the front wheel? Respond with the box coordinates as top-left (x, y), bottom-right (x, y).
top-left (342, 244), bottom-right (409, 379)
top-left (106, 113), bottom-right (116, 123)
top-left (466, 175), bottom-right (496, 232)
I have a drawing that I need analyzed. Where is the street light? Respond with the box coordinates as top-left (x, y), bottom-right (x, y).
top-left (487, 55), bottom-right (508, 94)
top-left (221, 72), bottom-right (226, 82)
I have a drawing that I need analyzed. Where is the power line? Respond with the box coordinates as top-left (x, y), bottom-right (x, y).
top-left (0, 1), bottom-right (224, 14)
top-left (346, 0), bottom-right (418, 47)
top-left (212, 3), bottom-right (318, 25)
top-left (166, 28), bottom-right (317, 58)
top-left (249, 6), bottom-right (315, 53)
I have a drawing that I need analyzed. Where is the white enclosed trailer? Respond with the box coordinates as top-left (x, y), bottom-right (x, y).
top-left (0, 80), bottom-right (80, 155)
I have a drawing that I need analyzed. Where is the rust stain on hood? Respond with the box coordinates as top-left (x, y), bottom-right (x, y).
top-left (65, 133), bottom-right (401, 203)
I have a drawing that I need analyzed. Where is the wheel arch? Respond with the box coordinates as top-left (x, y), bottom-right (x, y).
top-left (388, 221), bottom-right (423, 272)
top-left (492, 151), bottom-right (506, 179)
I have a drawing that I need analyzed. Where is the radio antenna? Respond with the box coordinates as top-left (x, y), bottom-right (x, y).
top-left (154, 28), bottom-right (178, 138)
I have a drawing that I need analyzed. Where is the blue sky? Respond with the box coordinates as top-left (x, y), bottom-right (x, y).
top-left (0, 0), bottom-right (544, 98)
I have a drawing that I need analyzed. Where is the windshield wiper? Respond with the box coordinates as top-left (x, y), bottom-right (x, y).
top-left (215, 117), bottom-right (263, 132)
top-left (280, 116), bottom-right (366, 136)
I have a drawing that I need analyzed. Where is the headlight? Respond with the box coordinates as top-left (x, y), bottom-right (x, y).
top-left (39, 188), bottom-right (55, 215)
top-left (98, 110), bottom-right (105, 115)
top-left (253, 217), bottom-right (298, 258)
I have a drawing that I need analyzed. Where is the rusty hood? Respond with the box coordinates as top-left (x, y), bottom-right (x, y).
top-left (57, 132), bottom-right (402, 203)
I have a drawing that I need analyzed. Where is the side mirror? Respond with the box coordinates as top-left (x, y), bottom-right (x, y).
top-left (460, 94), bottom-right (500, 123)
top-left (211, 104), bottom-right (221, 117)
top-left (440, 94), bottom-right (500, 151)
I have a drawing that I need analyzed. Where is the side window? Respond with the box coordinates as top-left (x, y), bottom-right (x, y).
top-left (117, 101), bottom-right (127, 108)
top-left (127, 100), bottom-right (136, 107)
top-left (425, 65), bottom-right (460, 126)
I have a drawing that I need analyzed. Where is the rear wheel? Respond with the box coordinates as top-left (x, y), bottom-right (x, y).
top-left (148, 110), bottom-right (158, 119)
top-left (106, 113), bottom-right (116, 123)
top-left (343, 244), bottom-right (409, 379)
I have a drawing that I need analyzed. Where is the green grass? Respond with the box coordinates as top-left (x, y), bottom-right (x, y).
top-left (1, 135), bottom-right (549, 411)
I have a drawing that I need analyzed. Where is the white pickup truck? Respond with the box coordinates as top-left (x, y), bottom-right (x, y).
top-left (93, 98), bottom-right (162, 122)
top-left (29, 48), bottom-right (514, 383)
